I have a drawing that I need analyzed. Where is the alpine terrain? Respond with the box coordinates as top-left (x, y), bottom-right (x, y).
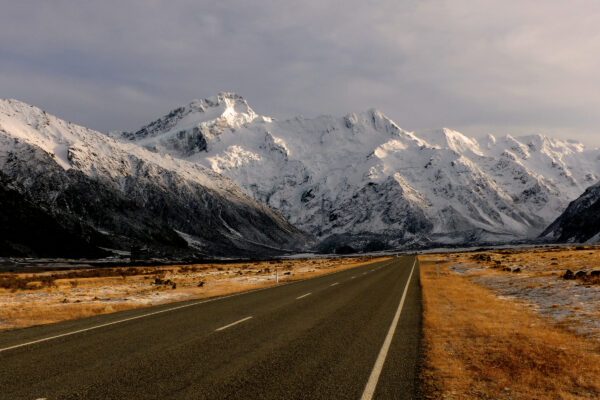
top-left (542, 182), bottom-right (600, 244)
top-left (113, 93), bottom-right (600, 251)
top-left (0, 99), bottom-right (307, 258)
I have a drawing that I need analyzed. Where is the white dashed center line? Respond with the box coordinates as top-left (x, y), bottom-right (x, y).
top-left (296, 292), bottom-right (312, 300)
top-left (215, 316), bottom-right (253, 332)
top-left (330, 282), bottom-right (339, 287)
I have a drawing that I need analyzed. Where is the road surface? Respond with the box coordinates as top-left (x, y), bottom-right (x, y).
top-left (0, 256), bottom-right (422, 399)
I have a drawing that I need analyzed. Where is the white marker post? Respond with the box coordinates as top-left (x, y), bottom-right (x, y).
top-left (436, 263), bottom-right (440, 277)
top-left (276, 266), bottom-right (279, 284)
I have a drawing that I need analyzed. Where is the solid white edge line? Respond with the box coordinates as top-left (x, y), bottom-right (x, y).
top-left (296, 292), bottom-right (312, 300)
top-left (215, 316), bottom-right (253, 332)
top-left (360, 257), bottom-right (417, 400)
top-left (0, 257), bottom-right (396, 354)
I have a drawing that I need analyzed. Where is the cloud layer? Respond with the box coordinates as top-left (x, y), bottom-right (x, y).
top-left (1, 1), bottom-right (599, 144)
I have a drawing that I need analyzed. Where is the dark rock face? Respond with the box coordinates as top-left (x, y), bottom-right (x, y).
top-left (0, 144), bottom-right (189, 257)
top-left (541, 182), bottom-right (600, 243)
top-left (0, 172), bottom-right (107, 258)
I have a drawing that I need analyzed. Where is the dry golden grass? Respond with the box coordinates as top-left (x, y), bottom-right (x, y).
top-left (420, 254), bottom-right (600, 399)
top-left (0, 256), bottom-right (389, 330)
top-left (456, 244), bottom-right (600, 277)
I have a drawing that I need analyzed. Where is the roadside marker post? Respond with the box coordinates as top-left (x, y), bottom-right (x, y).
top-left (437, 263), bottom-right (439, 277)
top-left (276, 266), bottom-right (279, 284)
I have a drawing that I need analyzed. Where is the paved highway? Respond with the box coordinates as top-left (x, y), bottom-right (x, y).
top-left (0, 256), bottom-right (422, 399)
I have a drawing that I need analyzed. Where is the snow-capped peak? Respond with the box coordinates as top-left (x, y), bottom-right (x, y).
top-left (121, 92), bottom-right (259, 140)
top-left (113, 92), bottom-right (267, 157)
top-left (419, 127), bottom-right (483, 156)
top-left (190, 92), bottom-right (258, 126)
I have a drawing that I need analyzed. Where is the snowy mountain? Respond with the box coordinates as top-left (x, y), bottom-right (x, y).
top-left (115, 92), bottom-right (600, 251)
top-left (541, 182), bottom-right (600, 244)
top-left (0, 98), bottom-right (307, 258)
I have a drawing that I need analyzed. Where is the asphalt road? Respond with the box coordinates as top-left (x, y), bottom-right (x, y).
top-left (0, 256), bottom-right (422, 400)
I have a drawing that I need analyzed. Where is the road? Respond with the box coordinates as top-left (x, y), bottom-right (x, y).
top-left (0, 256), bottom-right (422, 400)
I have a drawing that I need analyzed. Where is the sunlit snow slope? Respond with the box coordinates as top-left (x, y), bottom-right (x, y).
top-left (0, 98), bottom-right (306, 257)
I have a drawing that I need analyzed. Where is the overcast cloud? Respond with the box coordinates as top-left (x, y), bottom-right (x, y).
top-left (1, 0), bottom-right (599, 144)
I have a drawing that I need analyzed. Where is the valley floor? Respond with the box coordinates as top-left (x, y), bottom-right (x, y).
top-left (0, 256), bottom-right (386, 330)
top-left (420, 245), bottom-right (600, 399)
top-left (4, 246), bottom-right (600, 398)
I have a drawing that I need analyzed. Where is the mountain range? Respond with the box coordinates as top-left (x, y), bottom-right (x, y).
top-left (111, 92), bottom-right (600, 251)
top-left (2, 93), bottom-right (599, 258)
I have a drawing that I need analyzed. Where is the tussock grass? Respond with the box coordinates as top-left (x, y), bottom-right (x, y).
top-left (420, 255), bottom-right (600, 399)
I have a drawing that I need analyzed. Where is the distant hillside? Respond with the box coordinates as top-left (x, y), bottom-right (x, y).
top-left (541, 182), bottom-right (600, 243)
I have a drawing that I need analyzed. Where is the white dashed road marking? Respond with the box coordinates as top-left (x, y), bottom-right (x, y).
top-left (215, 316), bottom-right (253, 332)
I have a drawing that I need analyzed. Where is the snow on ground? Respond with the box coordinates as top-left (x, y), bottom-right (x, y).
top-left (447, 246), bottom-right (600, 338)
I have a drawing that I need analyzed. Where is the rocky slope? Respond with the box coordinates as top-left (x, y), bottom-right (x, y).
top-left (0, 171), bottom-right (108, 258)
top-left (114, 93), bottom-right (600, 251)
top-left (541, 182), bottom-right (600, 244)
top-left (0, 99), bottom-right (307, 258)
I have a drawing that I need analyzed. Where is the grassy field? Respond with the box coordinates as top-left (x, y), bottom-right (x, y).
top-left (419, 246), bottom-right (600, 399)
top-left (0, 256), bottom-right (389, 330)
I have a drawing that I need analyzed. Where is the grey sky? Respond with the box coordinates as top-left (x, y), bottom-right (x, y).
top-left (1, 0), bottom-right (599, 145)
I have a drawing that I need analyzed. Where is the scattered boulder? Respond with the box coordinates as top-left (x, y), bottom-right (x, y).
top-left (154, 278), bottom-right (175, 286)
top-left (591, 271), bottom-right (600, 277)
top-left (512, 268), bottom-right (521, 273)
top-left (198, 281), bottom-right (205, 287)
top-left (575, 271), bottom-right (587, 279)
top-left (473, 254), bottom-right (492, 262)
top-left (563, 270), bottom-right (574, 280)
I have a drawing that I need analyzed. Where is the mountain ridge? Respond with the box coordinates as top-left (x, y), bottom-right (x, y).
top-left (0, 98), bottom-right (308, 258)
top-left (114, 92), bottom-right (600, 251)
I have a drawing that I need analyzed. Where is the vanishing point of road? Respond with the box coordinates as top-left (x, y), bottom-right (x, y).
top-left (0, 256), bottom-right (422, 399)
